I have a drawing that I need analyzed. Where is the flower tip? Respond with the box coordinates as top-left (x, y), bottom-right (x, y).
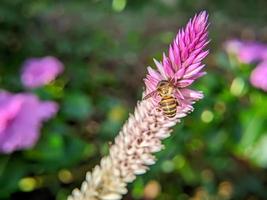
top-left (153, 58), bottom-right (160, 64)
top-left (199, 10), bottom-right (208, 19)
top-left (195, 10), bottom-right (209, 25)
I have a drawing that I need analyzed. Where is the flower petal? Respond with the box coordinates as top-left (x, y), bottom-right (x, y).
top-left (153, 58), bottom-right (167, 79)
top-left (147, 67), bottom-right (163, 81)
top-left (162, 53), bottom-right (174, 77)
top-left (183, 64), bottom-right (205, 79)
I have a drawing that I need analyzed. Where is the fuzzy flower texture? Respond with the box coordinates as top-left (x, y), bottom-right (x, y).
top-left (68, 11), bottom-right (209, 200)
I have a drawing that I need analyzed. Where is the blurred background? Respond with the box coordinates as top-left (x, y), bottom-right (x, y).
top-left (1, 0), bottom-right (267, 199)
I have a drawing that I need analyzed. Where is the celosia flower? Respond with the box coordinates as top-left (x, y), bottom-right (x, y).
top-left (0, 91), bottom-right (58, 153)
top-left (250, 61), bottom-right (267, 91)
top-left (68, 11), bottom-right (209, 200)
top-left (144, 11), bottom-right (209, 109)
top-left (224, 39), bottom-right (267, 63)
top-left (21, 56), bottom-right (64, 89)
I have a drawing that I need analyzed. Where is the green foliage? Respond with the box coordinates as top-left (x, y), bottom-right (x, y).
top-left (1, 0), bottom-right (267, 200)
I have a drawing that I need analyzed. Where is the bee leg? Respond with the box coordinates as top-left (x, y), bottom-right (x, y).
top-left (156, 105), bottom-right (162, 112)
top-left (176, 99), bottom-right (181, 107)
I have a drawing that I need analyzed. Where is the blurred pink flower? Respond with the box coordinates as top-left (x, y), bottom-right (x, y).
top-left (224, 39), bottom-right (267, 63)
top-left (224, 39), bottom-right (267, 92)
top-left (21, 56), bottom-right (64, 89)
top-left (0, 91), bottom-right (58, 154)
top-left (250, 61), bottom-right (267, 92)
top-left (144, 11), bottom-right (209, 109)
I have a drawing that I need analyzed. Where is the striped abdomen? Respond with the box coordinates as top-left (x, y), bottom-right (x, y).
top-left (159, 96), bottom-right (177, 118)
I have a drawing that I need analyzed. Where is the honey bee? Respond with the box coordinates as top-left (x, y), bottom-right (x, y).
top-left (143, 80), bottom-right (178, 118)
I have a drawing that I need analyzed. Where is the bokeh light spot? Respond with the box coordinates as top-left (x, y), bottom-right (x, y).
top-left (143, 180), bottom-right (161, 199)
top-left (218, 181), bottom-right (233, 198)
top-left (112, 0), bottom-right (127, 12)
top-left (108, 105), bottom-right (126, 122)
top-left (18, 177), bottom-right (37, 192)
top-left (58, 169), bottom-right (73, 184)
top-left (230, 77), bottom-right (245, 96)
top-left (191, 187), bottom-right (209, 200)
top-left (173, 155), bottom-right (186, 169)
top-left (161, 160), bottom-right (174, 173)
top-left (201, 110), bottom-right (214, 123)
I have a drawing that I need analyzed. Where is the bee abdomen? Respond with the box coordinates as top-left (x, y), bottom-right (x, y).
top-left (159, 96), bottom-right (177, 118)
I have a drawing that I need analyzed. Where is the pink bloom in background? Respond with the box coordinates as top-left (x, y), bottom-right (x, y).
top-left (0, 91), bottom-right (58, 153)
top-left (223, 39), bottom-right (243, 55)
top-left (250, 61), bottom-right (267, 92)
top-left (224, 39), bottom-right (267, 92)
top-left (224, 39), bottom-right (267, 63)
top-left (21, 56), bottom-right (64, 89)
top-left (144, 11), bottom-right (209, 109)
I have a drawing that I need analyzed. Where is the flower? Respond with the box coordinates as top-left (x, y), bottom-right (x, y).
top-left (250, 61), bottom-right (267, 91)
top-left (68, 11), bottom-right (209, 200)
top-left (21, 56), bottom-right (64, 89)
top-left (0, 91), bottom-right (58, 153)
top-left (223, 39), bottom-right (243, 55)
top-left (224, 39), bottom-right (267, 92)
top-left (224, 39), bottom-right (267, 63)
top-left (68, 101), bottom-right (192, 200)
top-left (144, 11), bottom-right (209, 109)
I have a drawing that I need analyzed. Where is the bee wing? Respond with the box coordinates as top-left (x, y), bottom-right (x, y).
top-left (143, 90), bottom-right (158, 100)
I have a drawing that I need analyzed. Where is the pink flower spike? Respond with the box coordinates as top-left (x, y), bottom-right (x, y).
top-left (68, 12), bottom-right (210, 200)
top-left (144, 11), bottom-right (209, 109)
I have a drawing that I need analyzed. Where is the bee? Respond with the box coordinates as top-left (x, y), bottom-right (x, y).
top-left (143, 80), bottom-right (178, 118)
